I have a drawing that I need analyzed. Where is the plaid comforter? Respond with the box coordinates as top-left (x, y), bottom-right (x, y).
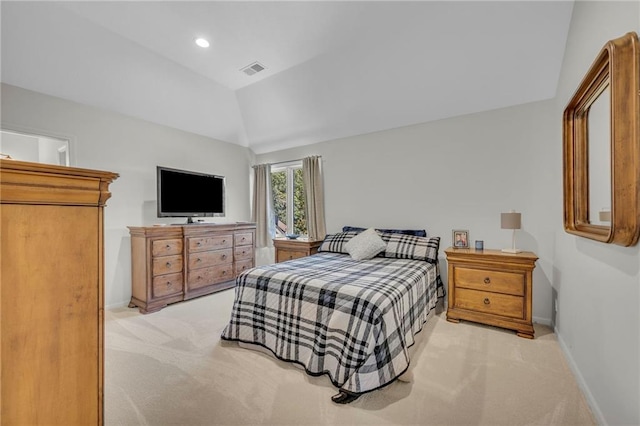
top-left (221, 252), bottom-right (443, 394)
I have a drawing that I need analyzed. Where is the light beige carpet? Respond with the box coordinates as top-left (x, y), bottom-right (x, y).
top-left (105, 290), bottom-right (595, 425)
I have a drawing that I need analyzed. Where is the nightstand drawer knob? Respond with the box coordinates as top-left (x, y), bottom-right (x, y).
top-left (483, 298), bottom-right (490, 305)
top-left (484, 277), bottom-right (491, 284)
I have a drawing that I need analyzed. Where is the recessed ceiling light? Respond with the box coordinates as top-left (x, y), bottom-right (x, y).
top-left (195, 38), bottom-right (210, 48)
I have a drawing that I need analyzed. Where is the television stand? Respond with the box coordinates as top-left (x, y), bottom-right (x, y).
top-left (128, 223), bottom-right (256, 313)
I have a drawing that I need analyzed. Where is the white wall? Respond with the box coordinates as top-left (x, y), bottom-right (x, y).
top-left (1, 83), bottom-right (254, 308)
top-left (257, 5), bottom-right (640, 422)
top-left (552, 2), bottom-right (640, 425)
top-left (257, 98), bottom-right (558, 325)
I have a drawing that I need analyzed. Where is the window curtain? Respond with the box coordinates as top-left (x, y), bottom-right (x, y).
top-left (302, 156), bottom-right (327, 240)
top-left (251, 164), bottom-right (275, 248)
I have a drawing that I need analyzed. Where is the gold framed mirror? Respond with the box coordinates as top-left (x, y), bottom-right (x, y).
top-left (563, 32), bottom-right (640, 246)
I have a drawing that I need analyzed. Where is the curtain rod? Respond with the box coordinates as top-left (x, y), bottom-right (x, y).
top-left (270, 155), bottom-right (322, 167)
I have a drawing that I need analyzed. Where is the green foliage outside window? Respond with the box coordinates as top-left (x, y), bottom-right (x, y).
top-left (272, 167), bottom-right (307, 236)
top-left (272, 170), bottom-right (287, 234)
top-left (293, 168), bottom-right (307, 235)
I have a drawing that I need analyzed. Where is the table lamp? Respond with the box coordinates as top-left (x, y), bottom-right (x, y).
top-left (501, 210), bottom-right (522, 253)
top-left (598, 209), bottom-right (611, 222)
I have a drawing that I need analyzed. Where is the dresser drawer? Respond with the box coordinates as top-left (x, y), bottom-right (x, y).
top-left (188, 264), bottom-right (233, 290)
top-left (188, 248), bottom-right (233, 269)
top-left (234, 245), bottom-right (253, 261)
top-left (152, 272), bottom-right (184, 298)
top-left (455, 288), bottom-right (524, 319)
top-left (152, 254), bottom-right (183, 276)
top-left (235, 232), bottom-right (253, 247)
top-left (454, 267), bottom-right (524, 296)
top-left (188, 235), bottom-right (233, 252)
top-left (152, 238), bottom-right (183, 257)
top-left (235, 259), bottom-right (254, 275)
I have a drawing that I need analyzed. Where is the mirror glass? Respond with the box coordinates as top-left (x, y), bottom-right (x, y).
top-left (587, 86), bottom-right (611, 225)
top-left (0, 129), bottom-right (70, 166)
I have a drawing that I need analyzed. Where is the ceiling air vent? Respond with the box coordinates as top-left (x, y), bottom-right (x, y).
top-left (241, 61), bottom-right (266, 76)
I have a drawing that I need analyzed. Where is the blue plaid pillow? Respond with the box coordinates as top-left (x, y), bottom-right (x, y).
top-left (317, 231), bottom-right (360, 254)
top-left (383, 234), bottom-right (440, 263)
top-left (342, 226), bottom-right (427, 237)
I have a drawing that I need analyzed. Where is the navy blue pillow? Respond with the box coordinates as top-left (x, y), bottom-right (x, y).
top-left (342, 226), bottom-right (427, 238)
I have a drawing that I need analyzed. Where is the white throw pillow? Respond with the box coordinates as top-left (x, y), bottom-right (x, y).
top-left (344, 228), bottom-right (387, 261)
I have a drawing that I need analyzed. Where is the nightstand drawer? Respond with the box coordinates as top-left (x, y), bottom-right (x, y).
top-left (455, 288), bottom-right (524, 319)
top-left (455, 267), bottom-right (524, 296)
top-left (277, 249), bottom-right (306, 263)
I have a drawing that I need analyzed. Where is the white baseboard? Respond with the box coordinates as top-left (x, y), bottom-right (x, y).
top-left (533, 316), bottom-right (552, 326)
top-left (555, 328), bottom-right (605, 426)
top-left (105, 300), bottom-right (131, 310)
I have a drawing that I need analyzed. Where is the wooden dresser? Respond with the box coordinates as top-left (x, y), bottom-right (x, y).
top-left (445, 247), bottom-right (538, 339)
top-left (128, 223), bottom-right (256, 313)
top-left (0, 159), bottom-right (118, 425)
top-left (273, 237), bottom-right (323, 263)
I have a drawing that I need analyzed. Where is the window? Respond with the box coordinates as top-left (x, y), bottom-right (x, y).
top-left (271, 162), bottom-right (307, 236)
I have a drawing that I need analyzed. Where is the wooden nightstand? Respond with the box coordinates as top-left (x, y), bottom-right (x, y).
top-left (273, 237), bottom-right (323, 263)
top-left (445, 247), bottom-right (538, 339)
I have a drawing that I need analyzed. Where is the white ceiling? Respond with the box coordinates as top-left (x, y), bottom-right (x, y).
top-left (1, 1), bottom-right (574, 154)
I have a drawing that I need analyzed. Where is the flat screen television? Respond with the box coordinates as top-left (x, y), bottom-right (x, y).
top-left (157, 166), bottom-right (225, 222)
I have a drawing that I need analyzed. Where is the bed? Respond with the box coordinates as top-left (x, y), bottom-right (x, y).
top-left (221, 228), bottom-right (443, 403)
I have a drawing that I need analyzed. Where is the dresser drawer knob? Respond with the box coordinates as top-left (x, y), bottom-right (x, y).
top-left (484, 277), bottom-right (491, 284)
top-left (222, 239), bottom-right (226, 243)
top-left (197, 241), bottom-right (202, 246)
top-left (166, 244), bottom-right (171, 249)
top-left (242, 237), bottom-right (246, 241)
top-left (166, 281), bottom-right (172, 287)
top-left (222, 254), bottom-right (227, 260)
top-left (222, 270), bottom-right (227, 275)
top-left (484, 298), bottom-right (490, 305)
top-left (196, 258), bottom-right (201, 263)
top-left (166, 262), bottom-right (171, 268)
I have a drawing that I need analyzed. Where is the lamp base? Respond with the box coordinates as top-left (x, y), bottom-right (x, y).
top-left (501, 248), bottom-right (522, 254)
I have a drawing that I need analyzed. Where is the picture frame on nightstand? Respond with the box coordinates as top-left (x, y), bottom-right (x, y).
top-left (452, 229), bottom-right (469, 248)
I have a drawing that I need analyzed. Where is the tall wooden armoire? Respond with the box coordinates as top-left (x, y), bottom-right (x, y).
top-left (0, 159), bottom-right (118, 425)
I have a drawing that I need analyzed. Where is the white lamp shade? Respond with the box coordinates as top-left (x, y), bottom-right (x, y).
top-left (598, 210), bottom-right (611, 222)
top-left (501, 212), bottom-right (521, 230)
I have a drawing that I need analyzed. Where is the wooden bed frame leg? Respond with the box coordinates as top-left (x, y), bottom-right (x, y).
top-left (331, 390), bottom-right (361, 404)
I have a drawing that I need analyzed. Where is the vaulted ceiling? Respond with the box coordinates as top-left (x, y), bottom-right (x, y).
top-left (1, 1), bottom-right (573, 154)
